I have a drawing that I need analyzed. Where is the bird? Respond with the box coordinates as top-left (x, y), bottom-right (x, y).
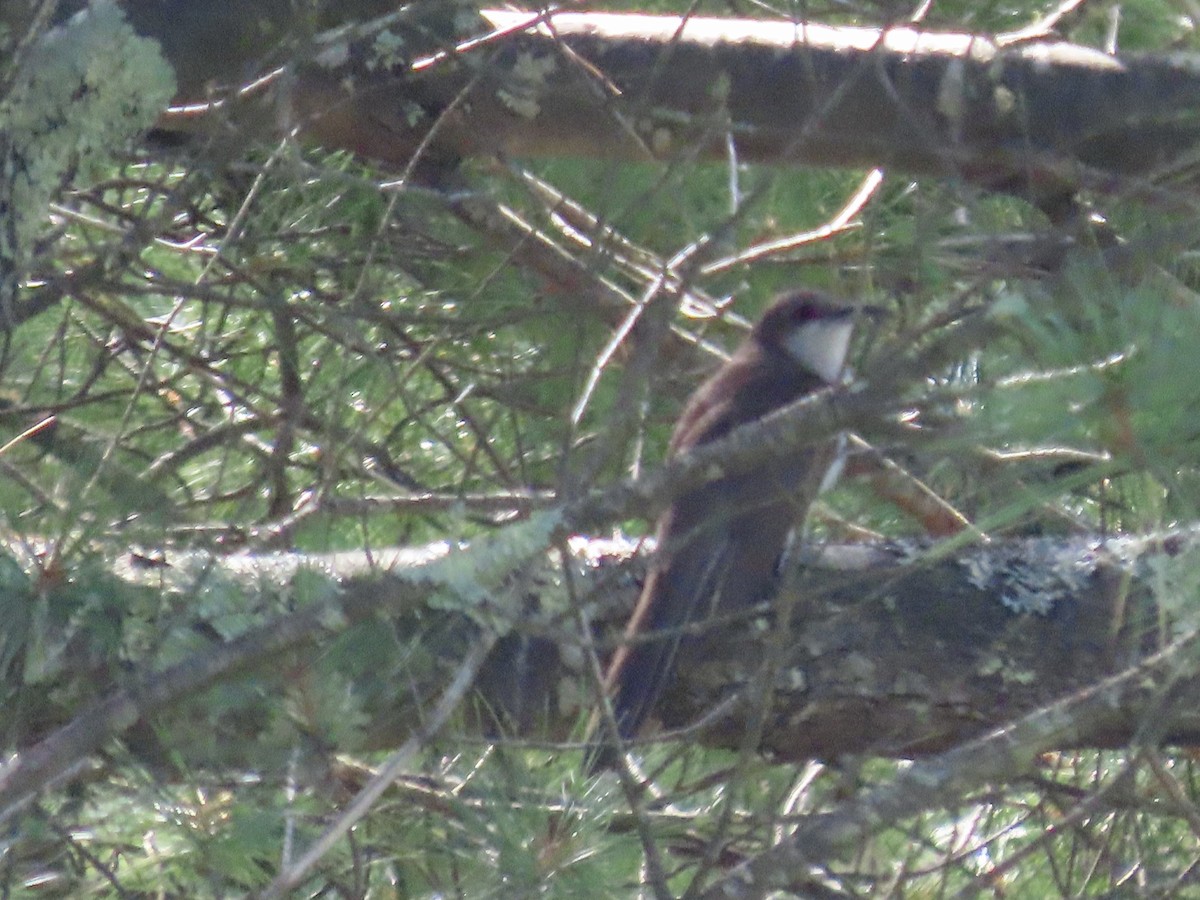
top-left (592, 290), bottom-right (867, 768)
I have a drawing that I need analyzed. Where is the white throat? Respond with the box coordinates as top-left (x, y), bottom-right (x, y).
top-left (783, 319), bottom-right (854, 383)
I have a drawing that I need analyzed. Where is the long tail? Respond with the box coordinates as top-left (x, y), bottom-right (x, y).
top-left (586, 548), bottom-right (727, 771)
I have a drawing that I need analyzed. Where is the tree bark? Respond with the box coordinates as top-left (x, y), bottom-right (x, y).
top-left (116, 4), bottom-right (1200, 200)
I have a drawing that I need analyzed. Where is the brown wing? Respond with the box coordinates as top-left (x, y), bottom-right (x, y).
top-left (604, 457), bottom-right (816, 744)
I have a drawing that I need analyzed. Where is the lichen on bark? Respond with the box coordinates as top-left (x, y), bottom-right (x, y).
top-left (0, 1), bottom-right (175, 316)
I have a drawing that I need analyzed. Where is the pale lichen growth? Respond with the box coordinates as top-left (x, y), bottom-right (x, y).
top-left (315, 40), bottom-right (351, 69)
top-left (960, 538), bottom-right (1105, 616)
top-left (1004, 666), bottom-right (1037, 685)
top-left (511, 50), bottom-right (558, 85)
top-left (368, 29), bottom-right (406, 72)
top-left (781, 666), bottom-right (807, 691)
top-left (496, 51), bottom-right (558, 120)
top-left (1146, 540), bottom-right (1200, 630)
top-left (992, 84), bottom-right (1016, 116)
top-left (0, 1), bottom-right (175, 311)
top-left (708, 71), bottom-right (731, 104)
top-left (650, 126), bottom-right (673, 156)
top-left (935, 58), bottom-right (967, 122)
top-left (422, 509), bottom-right (562, 631)
top-left (977, 654), bottom-right (1004, 676)
top-left (842, 651), bottom-right (876, 682)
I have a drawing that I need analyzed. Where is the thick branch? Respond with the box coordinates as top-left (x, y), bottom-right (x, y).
top-left (133, 5), bottom-right (1200, 196)
top-left (4, 521), bottom-right (1199, 827)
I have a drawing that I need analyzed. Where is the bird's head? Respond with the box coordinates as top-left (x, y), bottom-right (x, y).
top-left (753, 291), bottom-right (873, 384)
